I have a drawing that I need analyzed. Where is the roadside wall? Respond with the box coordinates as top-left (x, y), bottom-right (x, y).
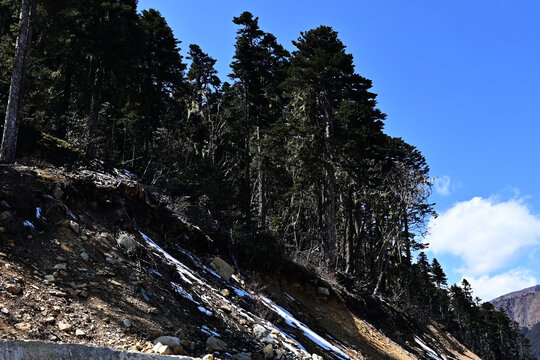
top-left (0, 340), bottom-right (197, 360)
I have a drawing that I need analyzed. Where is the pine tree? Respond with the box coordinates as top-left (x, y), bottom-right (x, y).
top-left (0, 0), bottom-right (37, 163)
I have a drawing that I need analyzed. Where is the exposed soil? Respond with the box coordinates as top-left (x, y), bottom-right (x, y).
top-left (0, 162), bottom-right (481, 360)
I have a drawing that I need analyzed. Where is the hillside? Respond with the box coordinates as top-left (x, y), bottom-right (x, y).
top-left (0, 160), bottom-right (481, 360)
top-left (491, 285), bottom-right (540, 358)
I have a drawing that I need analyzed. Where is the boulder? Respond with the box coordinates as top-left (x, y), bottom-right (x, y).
top-left (153, 336), bottom-right (181, 348)
top-left (210, 257), bottom-right (234, 281)
top-left (0, 211), bottom-right (12, 223)
top-left (312, 354), bottom-right (323, 360)
top-left (263, 344), bottom-right (274, 359)
top-left (117, 234), bottom-right (136, 251)
top-left (233, 352), bottom-right (252, 360)
top-left (317, 286), bottom-right (330, 300)
top-left (69, 221), bottom-right (80, 234)
top-left (206, 336), bottom-right (228, 352)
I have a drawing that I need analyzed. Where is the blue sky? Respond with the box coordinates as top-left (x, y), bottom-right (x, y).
top-left (138, 0), bottom-right (540, 301)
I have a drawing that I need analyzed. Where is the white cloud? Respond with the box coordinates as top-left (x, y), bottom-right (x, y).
top-left (434, 176), bottom-right (451, 196)
top-left (464, 268), bottom-right (537, 302)
top-left (425, 196), bottom-right (540, 275)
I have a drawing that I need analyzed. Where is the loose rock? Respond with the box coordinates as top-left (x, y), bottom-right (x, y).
top-left (69, 221), bottom-right (80, 234)
top-left (210, 257), bottom-right (234, 281)
top-left (153, 336), bottom-right (181, 348)
top-left (206, 336), bottom-right (228, 352)
top-left (80, 252), bottom-right (89, 261)
top-left (117, 234), bottom-right (136, 251)
top-left (5, 284), bottom-right (22, 295)
top-left (317, 287), bottom-right (330, 300)
top-left (233, 352), bottom-right (252, 360)
top-left (263, 344), bottom-right (274, 359)
top-left (0, 211), bottom-right (12, 223)
top-left (123, 319), bottom-right (132, 328)
top-left (153, 343), bottom-right (172, 355)
top-left (75, 329), bottom-right (85, 337)
top-left (58, 322), bottom-right (72, 331)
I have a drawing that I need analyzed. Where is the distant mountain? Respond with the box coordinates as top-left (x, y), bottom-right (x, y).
top-left (491, 285), bottom-right (540, 358)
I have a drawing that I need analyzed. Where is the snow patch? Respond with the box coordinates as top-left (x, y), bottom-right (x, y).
top-left (414, 336), bottom-right (445, 360)
top-left (284, 292), bottom-right (296, 302)
top-left (140, 231), bottom-right (205, 286)
top-left (171, 282), bottom-right (195, 303)
top-left (23, 220), bottom-right (35, 229)
top-left (232, 286), bottom-right (254, 299)
top-left (201, 325), bottom-right (221, 337)
top-left (260, 294), bottom-right (350, 359)
top-left (198, 306), bottom-right (213, 316)
top-left (148, 269), bottom-right (162, 277)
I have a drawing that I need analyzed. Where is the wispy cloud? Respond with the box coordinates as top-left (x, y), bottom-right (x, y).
top-left (434, 176), bottom-right (451, 196)
top-left (425, 195), bottom-right (540, 300)
top-left (464, 268), bottom-right (537, 301)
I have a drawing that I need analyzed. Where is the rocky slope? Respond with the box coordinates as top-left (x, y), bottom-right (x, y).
top-left (491, 285), bottom-right (540, 359)
top-left (0, 160), bottom-right (481, 360)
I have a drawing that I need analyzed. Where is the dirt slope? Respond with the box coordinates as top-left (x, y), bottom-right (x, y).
top-left (0, 163), bottom-right (480, 360)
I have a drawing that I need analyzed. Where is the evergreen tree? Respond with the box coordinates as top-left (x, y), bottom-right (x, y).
top-left (0, 0), bottom-right (37, 163)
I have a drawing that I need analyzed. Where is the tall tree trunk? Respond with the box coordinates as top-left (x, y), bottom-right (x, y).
top-left (321, 94), bottom-right (336, 269)
top-left (242, 84), bottom-right (251, 230)
top-left (85, 64), bottom-right (101, 158)
top-left (256, 125), bottom-right (266, 230)
top-left (0, 0), bottom-right (37, 164)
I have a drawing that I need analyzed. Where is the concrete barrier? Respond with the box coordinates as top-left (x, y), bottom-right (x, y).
top-left (0, 340), bottom-right (198, 360)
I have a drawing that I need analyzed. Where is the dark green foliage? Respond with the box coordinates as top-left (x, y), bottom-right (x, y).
top-left (0, 4), bottom-right (529, 358)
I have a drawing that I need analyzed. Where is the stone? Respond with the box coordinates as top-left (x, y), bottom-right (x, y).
top-left (253, 324), bottom-right (268, 339)
top-left (53, 186), bottom-right (63, 198)
top-left (220, 304), bottom-right (232, 313)
top-left (263, 344), bottom-right (274, 359)
top-left (43, 317), bottom-right (55, 324)
top-left (69, 221), bottom-right (80, 234)
top-left (173, 346), bottom-right (184, 355)
top-left (206, 336), bottom-right (228, 352)
top-left (312, 354), bottom-right (323, 360)
top-left (80, 252), bottom-right (89, 261)
top-left (15, 322), bottom-right (32, 331)
top-left (220, 289), bottom-right (230, 297)
top-left (58, 322), bottom-right (72, 331)
top-left (153, 343), bottom-right (172, 355)
top-left (0, 211), bottom-right (12, 223)
top-left (117, 234), bottom-right (136, 251)
top-left (233, 352), bottom-right (252, 360)
top-left (75, 329), bottom-right (85, 337)
top-left (0, 200), bottom-right (11, 210)
top-left (44, 275), bottom-right (55, 282)
top-left (54, 263), bottom-right (67, 270)
top-left (153, 336), bottom-right (181, 348)
top-left (123, 319), bottom-right (132, 328)
top-left (317, 287), bottom-right (330, 300)
top-left (79, 290), bottom-right (89, 298)
top-left (1, 308), bottom-right (9, 314)
top-left (5, 284), bottom-right (22, 295)
top-left (210, 257), bottom-right (234, 281)
top-left (203, 355), bottom-right (214, 360)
